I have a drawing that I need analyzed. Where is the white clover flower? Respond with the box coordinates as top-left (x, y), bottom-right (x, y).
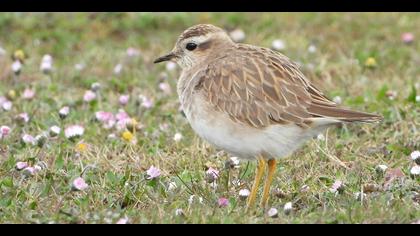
top-left (271, 39), bottom-right (286, 51)
top-left (15, 161), bottom-right (28, 171)
top-left (410, 165), bottom-right (420, 176)
top-left (35, 134), bottom-right (47, 147)
top-left (401, 32), bottom-right (414, 44)
top-left (22, 88), bottom-right (35, 100)
top-left (165, 61), bottom-right (177, 71)
top-left (354, 192), bottom-right (367, 201)
top-left (0, 125), bottom-right (11, 139)
top-left (188, 195), bottom-right (195, 205)
top-left (333, 96), bottom-right (342, 104)
top-left (376, 164), bottom-right (388, 173)
top-left (95, 111), bottom-right (114, 123)
top-left (308, 44), bottom-right (317, 53)
top-left (107, 133), bottom-right (117, 140)
top-left (95, 111), bottom-right (115, 129)
top-left (173, 132), bottom-right (183, 142)
top-left (267, 207), bottom-right (278, 218)
top-left (119, 94), bottom-right (130, 106)
top-left (167, 181), bottom-right (178, 191)
top-left (49, 126), bottom-right (61, 137)
top-left (83, 90), bottom-right (96, 103)
top-left (159, 123), bottom-right (169, 132)
top-left (218, 197), bottom-right (229, 207)
top-left (231, 179), bottom-right (242, 187)
top-left (226, 156), bottom-right (240, 169)
top-left (91, 82), bottom-right (101, 92)
top-left (175, 209), bottom-right (184, 217)
top-left (22, 166), bottom-right (37, 177)
top-left (209, 182), bottom-right (218, 190)
top-left (64, 125), bottom-right (84, 139)
top-left (330, 180), bottom-right (344, 193)
top-left (0, 47), bottom-right (5, 56)
top-left (2, 100), bottom-right (12, 111)
top-left (75, 63), bottom-right (85, 71)
top-left (40, 54), bottom-right (53, 73)
top-left (238, 189), bottom-right (250, 200)
top-left (158, 82), bottom-right (172, 95)
top-left (59, 106), bottom-right (70, 119)
top-left (34, 164), bottom-right (43, 172)
top-left (22, 134), bottom-right (35, 145)
top-left (138, 95), bottom-right (153, 109)
top-left (72, 177), bottom-right (89, 191)
top-left (126, 47), bottom-right (141, 57)
top-left (16, 113), bottom-right (30, 123)
top-left (188, 195), bottom-right (203, 205)
top-left (229, 29), bottom-right (246, 43)
top-left (42, 54), bottom-right (53, 63)
top-left (11, 60), bottom-right (22, 74)
top-left (410, 151), bottom-right (420, 162)
top-left (205, 167), bottom-right (219, 182)
top-left (146, 166), bottom-right (161, 180)
top-left (113, 63), bottom-right (123, 74)
top-left (301, 184), bottom-right (310, 193)
top-left (283, 202), bottom-right (293, 215)
top-left (116, 217), bottom-right (129, 224)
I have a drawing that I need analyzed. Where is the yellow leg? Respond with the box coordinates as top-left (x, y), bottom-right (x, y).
top-left (247, 158), bottom-right (266, 210)
top-left (261, 159), bottom-right (277, 207)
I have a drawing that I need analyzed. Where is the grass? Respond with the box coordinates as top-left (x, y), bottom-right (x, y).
top-left (0, 12), bottom-right (419, 224)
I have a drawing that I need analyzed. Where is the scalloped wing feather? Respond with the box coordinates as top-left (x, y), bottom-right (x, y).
top-left (195, 44), bottom-right (382, 129)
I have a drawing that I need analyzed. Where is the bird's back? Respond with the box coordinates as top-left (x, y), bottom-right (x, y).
top-left (189, 43), bottom-right (382, 131)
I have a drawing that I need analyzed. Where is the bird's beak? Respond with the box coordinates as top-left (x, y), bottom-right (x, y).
top-left (154, 52), bottom-right (176, 64)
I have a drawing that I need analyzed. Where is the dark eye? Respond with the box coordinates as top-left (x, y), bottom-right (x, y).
top-left (186, 43), bottom-right (197, 51)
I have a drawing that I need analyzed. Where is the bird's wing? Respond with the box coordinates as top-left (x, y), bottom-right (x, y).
top-left (194, 45), bottom-right (381, 129)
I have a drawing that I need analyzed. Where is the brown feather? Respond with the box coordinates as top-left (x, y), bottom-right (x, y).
top-left (307, 104), bottom-right (383, 122)
top-left (193, 43), bottom-right (382, 128)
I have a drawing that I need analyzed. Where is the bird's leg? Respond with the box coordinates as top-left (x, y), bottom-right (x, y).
top-left (247, 158), bottom-right (266, 210)
top-left (261, 159), bottom-right (277, 207)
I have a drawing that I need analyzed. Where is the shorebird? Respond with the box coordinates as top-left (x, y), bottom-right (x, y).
top-left (154, 24), bottom-right (382, 209)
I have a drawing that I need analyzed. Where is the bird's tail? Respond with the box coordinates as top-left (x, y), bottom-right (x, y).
top-left (307, 104), bottom-right (383, 123)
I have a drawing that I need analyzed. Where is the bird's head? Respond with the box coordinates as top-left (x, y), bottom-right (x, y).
top-left (154, 24), bottom-right (234, 69)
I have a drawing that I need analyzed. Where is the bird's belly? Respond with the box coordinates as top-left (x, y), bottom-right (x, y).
top-left (183, 95), bottom-right (321, 160)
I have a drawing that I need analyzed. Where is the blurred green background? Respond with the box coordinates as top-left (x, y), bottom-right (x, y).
top-left (0, 13), bottom-right (419, 223)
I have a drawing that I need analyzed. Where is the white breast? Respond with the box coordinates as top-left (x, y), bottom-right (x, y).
top-left (182, 93), bottom-right (326, 160)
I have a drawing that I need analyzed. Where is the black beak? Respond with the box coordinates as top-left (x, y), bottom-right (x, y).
top-left (154, 53), bottom-right (176, 64)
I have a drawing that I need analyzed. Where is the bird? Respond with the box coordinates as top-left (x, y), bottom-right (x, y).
top-left (154, 24), bottom-right (382, 210)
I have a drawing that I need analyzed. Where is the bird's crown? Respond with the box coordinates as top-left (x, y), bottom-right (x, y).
top-left (178, 24), bottom-right (225, 41)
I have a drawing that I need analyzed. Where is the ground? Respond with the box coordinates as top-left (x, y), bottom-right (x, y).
top-left (0, 13), bottom-right (419, 224)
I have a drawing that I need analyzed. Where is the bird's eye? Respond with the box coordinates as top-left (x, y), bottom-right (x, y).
top-left (186, 43), bottom-right (197, 51)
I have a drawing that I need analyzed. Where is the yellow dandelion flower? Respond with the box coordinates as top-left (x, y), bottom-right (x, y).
top-left (6, 90), bottom-right (16, 100)
top-left (13, 49), bottom-right (25, 62)
top-left (122, 131), bottom-right (134, 142)
top-left (364, 57), bottom-right (377, 68)
top-left (75, 143), bottom-right (88, 152)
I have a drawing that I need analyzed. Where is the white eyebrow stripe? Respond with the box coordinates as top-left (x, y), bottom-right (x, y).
top-left (179, 35), bottom-right (210, 45)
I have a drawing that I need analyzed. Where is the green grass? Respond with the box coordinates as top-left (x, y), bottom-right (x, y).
top-left (0, 13), bottom-right (419, 224)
